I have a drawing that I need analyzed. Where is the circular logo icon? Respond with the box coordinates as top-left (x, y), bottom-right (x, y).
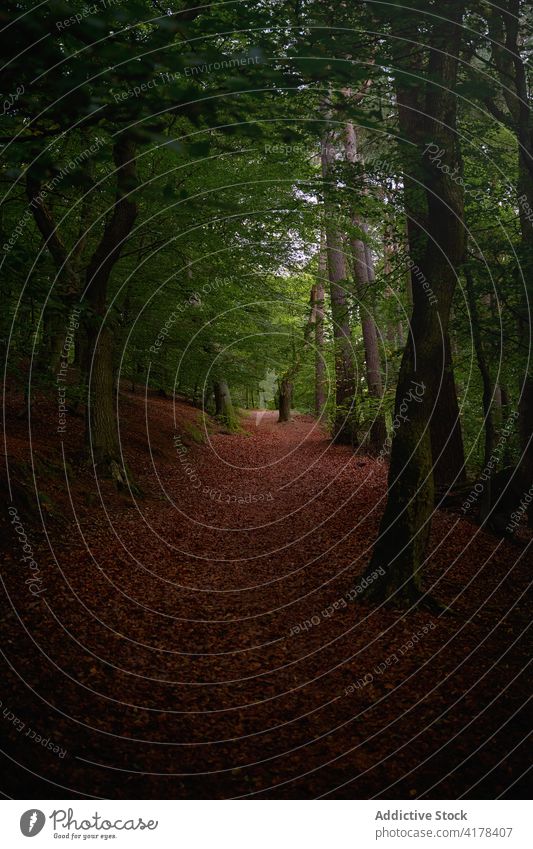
top-left (20, 810), bottom-right (46, 837)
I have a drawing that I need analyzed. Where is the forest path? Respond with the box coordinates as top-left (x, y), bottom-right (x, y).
top-left (2, 394), bottom-right (531, 799)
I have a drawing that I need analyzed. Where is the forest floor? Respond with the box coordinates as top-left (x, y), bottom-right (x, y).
top-left (1, 388), bottom-right (531, 799)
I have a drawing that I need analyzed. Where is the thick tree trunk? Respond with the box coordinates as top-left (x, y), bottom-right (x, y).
top-left (39, 309), bottom-right (65, 377)
top-left (278, 376), bottom-right (292, 423)
top-left (83, 133), bottom-right (138, 480)
top-left (85, 324), bottom-right (127, 484)
top-left (361, 3), bottom-right (466, 604)
top-left (465, 265), bottom-right (497, 520)
top-left (214, 379), bottom-right (236, 428)
top-left (430, 331), bottom-right (466, 491)
top-left (486, 1), bottom-right (533, 525)
top-left (518, 376), bottom-right (533, 527)
top-left (321, 130), bottom-right (358, 445)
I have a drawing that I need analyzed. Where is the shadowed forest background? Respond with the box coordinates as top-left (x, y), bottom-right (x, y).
top-left (0, 0), bottom-right (531, 799)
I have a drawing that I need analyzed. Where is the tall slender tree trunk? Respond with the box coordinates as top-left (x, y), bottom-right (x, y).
top-left (344, 122), bottom-right (386, 452)
top-left (321, 129), bottom-right (358, 445)
top-left (314, 237), bottom-right (327, 418)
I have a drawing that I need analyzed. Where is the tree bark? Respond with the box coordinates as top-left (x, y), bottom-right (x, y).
top-left (321, 128), bottom-right (358, 445)
top-left (314, 237), bottom-right (327, 418)
top-left (344, 122), bottom-right (386, 452)
top-left (430, 331), bottom-right (466, 491)
top-left (361, 2), bottom-right (466, 604)
top-left (486, 1), bottom-right (533, 522)
top-left (214, 379), bottom-right (236, 428)
top-left (84, 133), bottom-right (138, 481)
top-left (465, 264), bottom-right (497, 520)
top-left (277, 376), bottom-right (292, 423)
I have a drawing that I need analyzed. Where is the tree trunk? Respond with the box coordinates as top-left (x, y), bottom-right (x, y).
top-left (214, 379), bottom-right (236, 428)
top-left (360, 245), bottom-right (387, 452)
top-left (344, 122), bottom-right (386, 452)
top-left (39, 309), bottom-right (65, 377)
top-left (314, 238), bottom-right (327, 418)
top-left (465, 265), bottom-right (497, 520)
top-left (321, 129), bottom-right (358, 445)
top-left (85, 324), bottom-right (127, 484)
top-left (430, 331), bottom-right (466, 491)
top-left (361, 2), bottom-right (466, 604)
top-left (83, 133), bottom-right (138, 480)
top-left (486, 1), bottom-right (533, 525)
top-left (278, 376), bottom-right (292, 423)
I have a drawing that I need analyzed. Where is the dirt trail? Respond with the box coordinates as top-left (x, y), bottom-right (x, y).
top-left (1, 396), bottom-right (531, 799)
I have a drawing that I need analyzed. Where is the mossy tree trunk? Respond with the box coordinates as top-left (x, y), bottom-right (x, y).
top-left (361, 2), bottom-right (466, 604)
top-left (84, 133), bottom-right (138, 484)
top-left (27, 133), bottom-right (138, 486)
top-left (214, 379), bottom-right (237, 429)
